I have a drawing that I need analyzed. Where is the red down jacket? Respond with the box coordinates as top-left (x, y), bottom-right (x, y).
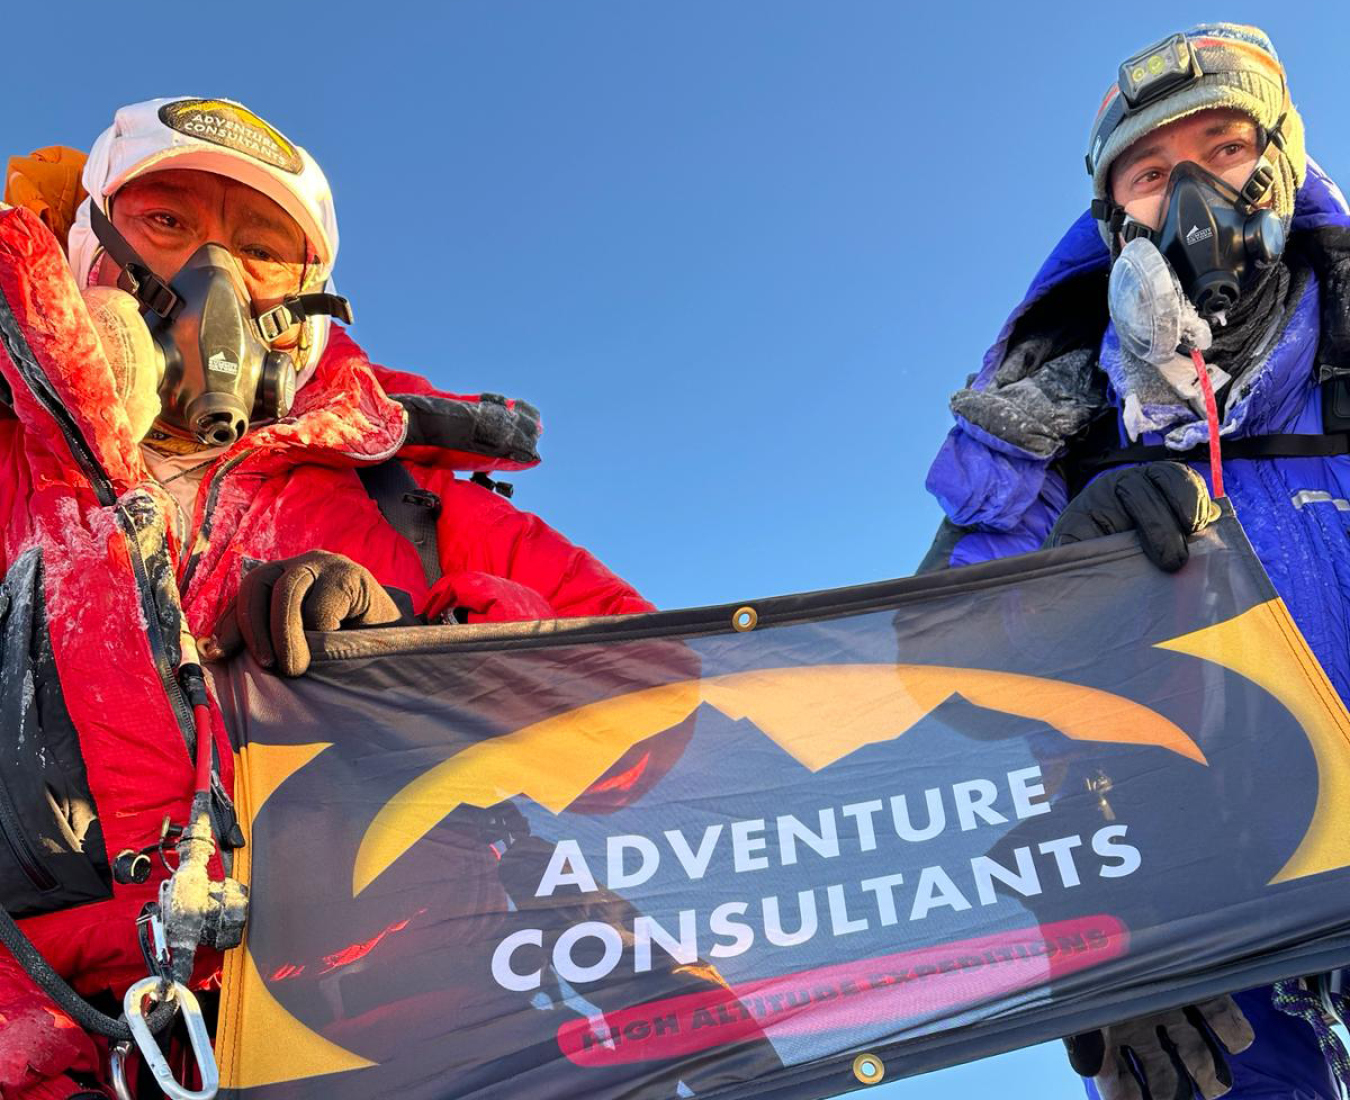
top-left (0, 205), bottom-right (652, 1097)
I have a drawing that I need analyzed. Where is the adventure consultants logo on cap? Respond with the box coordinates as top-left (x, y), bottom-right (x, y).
top-left (157, 98), bottom-right (304, 175)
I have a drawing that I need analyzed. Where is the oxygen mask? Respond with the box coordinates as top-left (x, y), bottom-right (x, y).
top-left (84, 247), bottom-right (297, 448)
top-left (148, 243), bottom-right (296, 448)
top-left (1126, 160), bottom-right (1285, 320)
top-left (86, 201), bottom-right (351, 450)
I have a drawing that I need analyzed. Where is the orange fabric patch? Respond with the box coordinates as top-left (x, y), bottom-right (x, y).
top-left (4, 146), bottom-right (88, 249)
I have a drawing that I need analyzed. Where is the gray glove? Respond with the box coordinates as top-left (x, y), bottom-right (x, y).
top-left (1064, 995), bottom-right (1255, 1100)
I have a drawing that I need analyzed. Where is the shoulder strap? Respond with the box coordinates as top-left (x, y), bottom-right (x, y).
top-left (356, 461), bottom-right (443, 586)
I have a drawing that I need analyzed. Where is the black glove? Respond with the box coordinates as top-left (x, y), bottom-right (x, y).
top-left (1044, 463), bottom-right (1220, 572)
top-left (207, 550), bottom-right (408, 677)
top-left (1064, 995), bottom-right (1255, 1100)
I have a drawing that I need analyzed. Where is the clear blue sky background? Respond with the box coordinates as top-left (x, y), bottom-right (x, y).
top-left (4, 2), bottom-right (1346, 1096)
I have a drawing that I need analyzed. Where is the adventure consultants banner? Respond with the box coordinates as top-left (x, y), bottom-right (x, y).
top-left (214, 504), bottom-right (1350, 1100)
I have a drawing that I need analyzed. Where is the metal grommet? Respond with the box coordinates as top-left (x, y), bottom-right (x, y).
top-left (731, 606), bottom-right (758, 633)
top-left (853, 1052), bottom-right (885, 1085)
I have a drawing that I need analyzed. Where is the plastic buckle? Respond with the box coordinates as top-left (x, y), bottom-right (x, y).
top-left (470, 472), bottom-right (515, 499)
top-left (255, 299), bottom-right (296, 343)
top-left (124, 265), bottom-right (180, 320)
top-left (123, 977), bottom-right (220, 1100)
top-left (401, 488), bottom-right (442, 517)
top-left (1121, 220), bottom-right (1156, 244)
top-left (1240, 164), bottom-right (1275, 209)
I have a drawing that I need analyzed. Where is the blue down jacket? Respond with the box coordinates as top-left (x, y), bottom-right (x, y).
top-left (923, 161), bottom-right (1350, 1100)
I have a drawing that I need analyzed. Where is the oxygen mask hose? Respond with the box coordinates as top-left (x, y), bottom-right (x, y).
top-left (0, 904), bottom-right (177, 1039)
top-left (179, 662), bottom-right (215, 796)
top-left (1190, 347), bottom-right (1225, 498)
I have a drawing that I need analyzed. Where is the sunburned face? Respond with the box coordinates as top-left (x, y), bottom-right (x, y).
top-left (96, 168), bottom-right (310, 346)
top-left (1109, 107), bottom-right (1266, 232)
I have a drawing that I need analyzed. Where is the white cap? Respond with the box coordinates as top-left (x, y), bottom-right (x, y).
top-left (68, 97), bottom-right (341, 373)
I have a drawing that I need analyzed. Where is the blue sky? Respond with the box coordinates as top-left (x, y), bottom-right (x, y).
top-left (4, 1), bottom-right (1347, 1096)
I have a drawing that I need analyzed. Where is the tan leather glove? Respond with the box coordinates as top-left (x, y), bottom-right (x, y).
top-left (209, 550), bottom-right (407, 677)
top-left (1064, 995), bottom-right (1255, 1100)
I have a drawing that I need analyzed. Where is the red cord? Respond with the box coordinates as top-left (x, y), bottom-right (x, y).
top-left (1190, 347), bottom-right (1225, 499)
top-left (193, 703), bottom-right (214, 796)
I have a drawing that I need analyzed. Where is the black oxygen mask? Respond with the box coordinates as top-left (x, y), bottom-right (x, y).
top-left (147, 243), bottom-right (297, 448)
top-left (1151, 161), bottom-right (1285, 319)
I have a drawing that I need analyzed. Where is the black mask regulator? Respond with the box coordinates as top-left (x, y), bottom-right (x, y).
top-left (89, 203), bottom-right (352, 448)
top-left (1127, 161), bottom-right (1285, 318)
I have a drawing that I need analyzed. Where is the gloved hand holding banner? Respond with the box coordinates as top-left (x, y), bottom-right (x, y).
top-left (213, 502), bottom-right (1350, 1100)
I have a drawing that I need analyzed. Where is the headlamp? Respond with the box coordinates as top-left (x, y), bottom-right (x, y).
top-left (1117, 33), bottom-right (1201, 110)
top-left (1086, 31), bottom-right (1209, 178)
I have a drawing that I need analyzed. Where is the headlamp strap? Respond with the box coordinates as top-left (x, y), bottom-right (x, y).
top-left (255, 292), bottom-right (354, 344)
top-left (87, 203), bottom-right (181, 319)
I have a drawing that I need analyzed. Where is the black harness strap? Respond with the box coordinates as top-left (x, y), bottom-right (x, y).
top-left (356, 461), bottom-right (444, 586)
top-left (1078, 430), bottom-right (1350, 476)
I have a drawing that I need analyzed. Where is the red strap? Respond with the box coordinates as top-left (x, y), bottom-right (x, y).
top-left (1191, 348), bottom-right (1226, 498)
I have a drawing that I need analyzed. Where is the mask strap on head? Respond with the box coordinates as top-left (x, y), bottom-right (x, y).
top-left (87, 202), bottom-right (181, 319)
top-left (1238, 113), bottom-right (1287, 211)
top-left (90, 201), bottom-right (352, 346)
top-left (1092, 197), bottom-right (1160, 249)
top-left (255, 292), bottom-right (353, 344)
top-left (1092, 197), bottom-right (1130, 237)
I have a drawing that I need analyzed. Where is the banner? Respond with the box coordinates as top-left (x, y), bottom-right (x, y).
top-left (214, 504), bottom-right (1350, 1100)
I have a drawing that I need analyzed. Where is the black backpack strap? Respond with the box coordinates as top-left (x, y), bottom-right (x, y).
top-left (1071, 431), bottom-right (1350, 484)
top-left (1064, 361), bottom-right (1350, 493)
top-left (1084, 432), bottom-right (1350, 468)
top-left (356, 461), bottom-right (443, 586)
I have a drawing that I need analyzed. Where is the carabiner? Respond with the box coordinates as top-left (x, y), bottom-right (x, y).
top-left (110, 1042), bottom-right (135, 1100)
top-left (123, 977), bottom-right (220, 1100)
top-left (136, 904), bottom-right (173, 982)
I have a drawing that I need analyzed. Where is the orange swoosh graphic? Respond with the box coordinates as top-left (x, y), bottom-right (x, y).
top-left (1157, 599), bottom-right (1350, 882)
